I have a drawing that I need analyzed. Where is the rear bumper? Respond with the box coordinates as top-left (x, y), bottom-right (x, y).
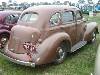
top-left (0, 51), bottom-right (35, 67)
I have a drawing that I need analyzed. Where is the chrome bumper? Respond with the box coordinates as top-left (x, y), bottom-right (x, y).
top-left (0, 52), bottom-right (35, 67)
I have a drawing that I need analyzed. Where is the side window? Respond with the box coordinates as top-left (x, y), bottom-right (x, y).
top-left (50, 12), bottom-right (61, 26)
top-left (76, 11), bottom-right (82, 20)
top-left (21, 13), bottom-right (30, 22)
top-left (20, 12), bottom-right (38, 23)
top-left (62, 11), bottom-right (74, 24)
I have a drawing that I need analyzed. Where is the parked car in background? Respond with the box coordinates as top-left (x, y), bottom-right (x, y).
top-left (0, 10), bottom-right (21, 48)
top-left (0, 5), bottom-right (99, 67)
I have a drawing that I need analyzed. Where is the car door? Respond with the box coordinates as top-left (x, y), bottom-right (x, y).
top-left (42, 12), bottom-right (62, 40)
top-left (75, 10), bottom-right (86, 42)
top-left (60, 11), bottom-right (77, 46)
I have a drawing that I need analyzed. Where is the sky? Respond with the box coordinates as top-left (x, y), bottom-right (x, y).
top-left (0, 0), bottom-right (98, 4)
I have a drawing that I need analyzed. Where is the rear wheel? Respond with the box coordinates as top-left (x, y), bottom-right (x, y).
top-left (54, 41), bottom-right (68, 64)
top-left (0, 34), bottom-right (9, 48)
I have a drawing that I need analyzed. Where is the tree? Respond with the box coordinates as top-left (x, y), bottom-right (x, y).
top-left (78, 0), bottom-right (85, 4)
top-left (69, 2), bottom-right (72, 6)
top-left (31, 2), bottom-right (35, 6)
top-left (64, 1), bottom-right (69, 5)
top-left (71, 3), bottom-right (75, 6)
top-left (13, 1), bottom-right (18, 6)
top-left (56, 1), bottom-right (61, 5)
top-left (88, 0), bottom-right (93, 4)
top-left (8, 0), bottom-right (12, 3)
top-left (2, 2), bottom-right (7, 8)
top-left (19, 2), bottom-right (28, 10)
top-left (43, 2), bottom-right (49, 5)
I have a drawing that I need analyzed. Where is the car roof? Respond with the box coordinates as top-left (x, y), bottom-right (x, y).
top-left (18, 5), bottom-right (80, 30)
top-left (23, 5), bottom-right (80, 13)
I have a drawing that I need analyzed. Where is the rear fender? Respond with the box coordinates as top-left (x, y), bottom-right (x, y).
top-left (35, 32), bottom-right (71, 65)
top-left (83, 22), bottom-right (98, 41)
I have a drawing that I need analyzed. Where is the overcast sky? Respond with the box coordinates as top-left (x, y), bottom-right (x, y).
top-left (0, 0), bottom-right (98, 4)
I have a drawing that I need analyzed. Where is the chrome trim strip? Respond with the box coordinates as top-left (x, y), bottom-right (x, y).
top-left (0, 52), bottom-right (35, 67)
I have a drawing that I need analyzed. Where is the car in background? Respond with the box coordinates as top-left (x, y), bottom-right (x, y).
top-left (0, 5), bottom-right (99, 67)
top-left (0, 10), bottom-right (21, 48)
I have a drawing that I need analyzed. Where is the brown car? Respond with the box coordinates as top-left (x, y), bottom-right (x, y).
top-left (0, 6), bottom-right (99, 67)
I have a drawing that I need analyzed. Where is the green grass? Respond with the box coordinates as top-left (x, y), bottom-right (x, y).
top-left (0, 14), bottom-right (100, 75)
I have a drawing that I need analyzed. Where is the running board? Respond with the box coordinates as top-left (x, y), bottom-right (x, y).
top-left (71, 41), bottom-right (87, 52)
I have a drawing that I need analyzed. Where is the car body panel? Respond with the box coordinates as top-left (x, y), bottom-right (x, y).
top-left (34, 32), bottom-right (71, 65)
top-left (83, 22), bottom-right (98, 41)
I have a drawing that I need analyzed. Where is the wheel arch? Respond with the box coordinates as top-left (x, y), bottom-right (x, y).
top-left (83, 22), bottom-right (98, 41)
top-left (35, 32), bottom-right (72, 65)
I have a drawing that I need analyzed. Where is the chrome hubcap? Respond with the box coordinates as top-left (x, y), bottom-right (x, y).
top-left (1, 37), bottom-right (7, 45)
top-left (57, 47), bottom-right (65, 60)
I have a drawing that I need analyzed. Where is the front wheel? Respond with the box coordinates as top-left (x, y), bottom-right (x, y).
top-left (0, 34), bottom-right (9, 48)
top-left (88, 31), bottom-right (96, 43)
top-left (54, 41), bottom-right (68, 64)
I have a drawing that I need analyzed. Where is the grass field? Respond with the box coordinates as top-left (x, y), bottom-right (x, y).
top-left (0, 14), bottom-right (100, 75)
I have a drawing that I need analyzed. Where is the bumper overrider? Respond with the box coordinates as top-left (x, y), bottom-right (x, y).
top-left (0, 47), bottom-right (35, 67)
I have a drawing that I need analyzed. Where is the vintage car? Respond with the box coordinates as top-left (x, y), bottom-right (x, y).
top-left (0, 10), bottom-right (21, 48)
top-left (0, 6), bottom-right (99, 67)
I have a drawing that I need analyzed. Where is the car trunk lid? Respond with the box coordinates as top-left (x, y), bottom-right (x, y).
top-left (8, 25), bottom-right (40, 54)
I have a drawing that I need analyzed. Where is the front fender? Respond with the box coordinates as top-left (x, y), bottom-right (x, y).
top-left (35, 32), bottom-right (71, 65)
top-left (83, 22), bottom-right (98, 41)
top-left (0, 29), bottom-right (10, 35)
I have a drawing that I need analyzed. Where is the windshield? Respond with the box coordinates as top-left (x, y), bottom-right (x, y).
top-left (20, 12), bottom-right (38, 23)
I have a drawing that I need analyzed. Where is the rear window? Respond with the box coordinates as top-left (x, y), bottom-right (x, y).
top-left (20, 12), bottom-right (38, 23)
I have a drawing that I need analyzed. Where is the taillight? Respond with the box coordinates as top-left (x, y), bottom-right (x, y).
top-left (23, 42), bottom-right (37, 53)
